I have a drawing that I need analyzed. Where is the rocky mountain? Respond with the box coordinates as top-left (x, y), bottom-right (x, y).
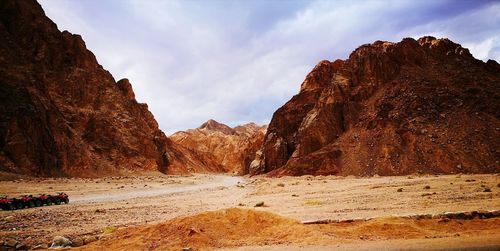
top-left (251, 37), bottom-right (500, 176)
top-left (170, 120), bottom-right (266, 174)
top-left (0, 0), bottom-right (196, 177)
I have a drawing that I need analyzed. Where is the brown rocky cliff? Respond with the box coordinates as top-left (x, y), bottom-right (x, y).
top-left (0, 0), bottom-right (183, 176)
top-left (253, 36), bottom-right (500, 176)
top-left (170, 120), bottom-right (267, 174)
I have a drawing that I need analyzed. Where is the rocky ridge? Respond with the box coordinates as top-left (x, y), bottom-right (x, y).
top-left (252, 36), bottom-right (500, 176)
top-left (170, 120), bottom-right (266, 174)
top-left (0, 0), bottom-right (199, 176)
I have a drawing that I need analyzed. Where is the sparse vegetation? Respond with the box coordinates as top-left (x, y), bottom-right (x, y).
top-left (292, 194), bottom-right (299, 197)
top-left (304, 199), bottom-right (322, 206)
top-left (483, 188), bottom-right (492, 193)
top-left (465, 179), bottom-right (476, 182)
top-left (424, 185), bottom-right (431, 190)
top-left (397, 188), bottom-right (403, 192)
top-left (254, 201), bottom-right (265, 207)
top-left (237, 203), bottom-right (246, 206)
top-left (102, 226), bottom-right (117, 234)
top-left (277, 183), bottom-right (285, 187)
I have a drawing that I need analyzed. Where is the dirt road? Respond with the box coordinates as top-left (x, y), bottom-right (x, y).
top-left (0, 173), bottom-right (499, 249)
top-left (1, 174), bottom-right (250, 248)
top-left (71, 175), bottom-right (243, 204)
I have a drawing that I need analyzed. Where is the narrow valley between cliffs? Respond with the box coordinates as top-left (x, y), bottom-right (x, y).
top-left (0, 0), bottom-right (499, 250)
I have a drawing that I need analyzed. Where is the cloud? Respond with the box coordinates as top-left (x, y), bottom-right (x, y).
top-left (401, 2), bottom-right (500, 61)
top-left (38, 0), bottom-right (500, 134)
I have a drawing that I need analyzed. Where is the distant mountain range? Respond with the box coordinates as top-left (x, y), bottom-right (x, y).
top-left (170, 119), bottom-right (266, 174)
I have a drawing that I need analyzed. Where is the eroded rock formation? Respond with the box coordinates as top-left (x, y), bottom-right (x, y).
top-left (0, 0), bottom-right (186, 176)
top-left (253, 37), bottom-right (500, 176)
top-left (170, 120), bottom-right (266, 174)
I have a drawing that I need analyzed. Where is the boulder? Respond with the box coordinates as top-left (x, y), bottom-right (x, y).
top-left (3, 216), bottom-right (15, 223)
top-left (3, 239), bottom-right (18, 247)
top-left (32, 244), bottom-right (48, 250)
top-left (71, 237), bottom-right (84, 247)
top-left (50, 236), bottom-right (72, 248)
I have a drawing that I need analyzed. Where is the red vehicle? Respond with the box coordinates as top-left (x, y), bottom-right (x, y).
top-left (0, 193), bottom-right (69, 210)
top-left (19, 195), bottom-right (40, 208)
top-left (0, 196), bottom-right (23, 210)
top-left (38, 194), bottom-right (54, 206)
top-left (52, 192), bottom-right (69, 205)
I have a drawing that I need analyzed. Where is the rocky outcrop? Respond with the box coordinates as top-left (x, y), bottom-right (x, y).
top-left (253, 37), bottom-right (500, 176)
top-left (0, 0), bottom-right (187, 176)
top-left (170, 120), bottom-right (266, 174)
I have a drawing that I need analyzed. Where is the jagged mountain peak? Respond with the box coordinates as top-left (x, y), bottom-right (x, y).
top-left (198, 119), bottom-right (236, 135)
top-left (171, 121), bottom-right (267, 174)
top-left (253, 36), bottom-right (500, 176)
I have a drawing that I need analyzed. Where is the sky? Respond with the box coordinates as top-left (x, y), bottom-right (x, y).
top-left (38, 0), bottom-right (500, 135)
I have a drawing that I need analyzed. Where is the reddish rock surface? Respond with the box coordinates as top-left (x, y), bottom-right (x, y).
top-left (170, 120), bottom-right (266, 174)
top-left (0, 0), bottom-right (191, 177)
top-left (252, 37), bottom-right (500, 176)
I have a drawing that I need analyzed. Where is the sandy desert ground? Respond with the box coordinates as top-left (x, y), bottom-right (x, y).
top-left (0, 173), bottom-right (499, 250)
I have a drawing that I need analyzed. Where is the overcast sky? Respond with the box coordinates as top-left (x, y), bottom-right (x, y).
top-left (38, 0), bottom-right (500, 135)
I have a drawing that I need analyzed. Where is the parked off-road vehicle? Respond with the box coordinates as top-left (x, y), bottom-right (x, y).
top-left (38, 194), bottom-right (53, 206)
top-left (19, 195), bottom-right (39, 208)
top-left (52, 192), bottom-right (69, 205)
top-left (0, 196), bottom-right (15, 210)
top-left (0, 195), bottom-right (24, 210)
top-left (0, 193), bottom-right (69, 210)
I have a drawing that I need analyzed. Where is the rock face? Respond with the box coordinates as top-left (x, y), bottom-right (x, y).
top-left (253, 37), bottom-right (500, 176)
top-left (0, 0), bottom-right (186, 176)
top-left (170, 120), bottom-right (266, 174)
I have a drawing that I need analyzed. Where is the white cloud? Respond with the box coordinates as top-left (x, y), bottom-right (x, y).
top-left (402, 2), bottom-right (500, 61)
top-left (464, 38), bottom-right (495, 61)
top-left (38, 0), bottom-right (500, 134)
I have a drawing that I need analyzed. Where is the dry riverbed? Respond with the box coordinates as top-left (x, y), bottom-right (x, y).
top-left (0, 173), bottom-right (499, 250)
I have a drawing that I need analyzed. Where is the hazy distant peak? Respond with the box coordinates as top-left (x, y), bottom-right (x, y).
top-left (198, 119), bottom-right (236, 135)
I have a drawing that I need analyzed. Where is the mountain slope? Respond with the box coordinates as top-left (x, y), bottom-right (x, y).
top-left (0, 0), bottom-right (189, 176)
top-left (170, 120), bottom-right (266, 174)
top-left (252, 37), bottom-right (500, 176)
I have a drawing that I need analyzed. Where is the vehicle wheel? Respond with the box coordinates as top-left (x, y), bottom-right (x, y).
top-left (15, 202), bottom-right (24, 210)
top-left (64, 198), bottom-right (69, 204)
top-left (55, 199), bottom-right (61, 205)
top-left (8, 204), bottom-right (15, 211)
top-left (28, 201), bottom-right (35, 208)
top-left (46, 199), bottom-right (52, 206)
top-left (35, 200), bottom-right (42, 207)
